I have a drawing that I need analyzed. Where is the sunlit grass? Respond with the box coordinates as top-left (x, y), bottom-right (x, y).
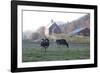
top-left (48, 34), bottom-right (90, 44)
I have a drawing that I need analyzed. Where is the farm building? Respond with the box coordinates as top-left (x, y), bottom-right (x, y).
top-left (68, 27), bottom-right (90, 36)
top-left (45, 20), bottom-right (67, 35)
top-left (49, 22), bottom-right (62, 35)
top-left (45, 20), bottom-right (62, 35)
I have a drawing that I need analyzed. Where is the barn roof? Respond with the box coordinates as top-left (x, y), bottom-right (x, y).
top-left (68, 27), bottom-right (89, 35)
top-left (55, 21), bottom-right (67, 25)
top-left (46, 20), bottom-right (67, 29)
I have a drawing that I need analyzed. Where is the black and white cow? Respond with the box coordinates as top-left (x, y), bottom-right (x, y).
top-left (40, 38), bottom-right (49, 52)
top-left (56, 39), bottom-right (69, 48)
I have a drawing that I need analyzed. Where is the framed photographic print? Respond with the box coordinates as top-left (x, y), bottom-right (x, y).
top-left (11, 0), bottom-right (97, 72)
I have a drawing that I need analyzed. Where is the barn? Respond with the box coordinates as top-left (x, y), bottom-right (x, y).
top-left (49, 22), bottom-right (62, 35)
top-left (45, 20), bottom-right (64, 35)
top-left (68, 27), bottom-right (90, 36)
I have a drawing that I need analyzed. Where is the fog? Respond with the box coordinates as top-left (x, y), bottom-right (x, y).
top-left (23, 11), bottom-right (87, 32)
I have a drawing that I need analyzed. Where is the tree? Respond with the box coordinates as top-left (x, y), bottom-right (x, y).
top-left (31, 32), bottom-right (40, 40)
top-left (37, 26), bottom-right (46, 38)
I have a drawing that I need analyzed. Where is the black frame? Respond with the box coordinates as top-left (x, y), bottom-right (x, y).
top-left (11, 1), bottom-right (97, 72)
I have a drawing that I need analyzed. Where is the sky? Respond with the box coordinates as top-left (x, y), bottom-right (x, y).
top-left (23, 10), bottom-right (87, 32)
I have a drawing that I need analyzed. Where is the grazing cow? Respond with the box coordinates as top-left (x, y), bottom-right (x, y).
top-left (56, 39), bottom-right (69, 48)
top-left (40, 38), bottom-right (49, 52)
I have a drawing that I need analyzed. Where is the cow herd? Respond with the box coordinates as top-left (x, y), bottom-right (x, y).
top-left (40, 38), bottom-right (69, 52)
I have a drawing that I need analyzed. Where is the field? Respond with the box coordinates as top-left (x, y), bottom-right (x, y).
top-left (22, 39), bottom-right (90, 62)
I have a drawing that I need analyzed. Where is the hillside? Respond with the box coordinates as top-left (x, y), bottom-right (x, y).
top-left (60, 14), bottom-right (90, 34)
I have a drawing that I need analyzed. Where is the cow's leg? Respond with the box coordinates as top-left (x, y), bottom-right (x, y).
top-left (66, 42), bottom-right (69, 48)
top-left (44, 47), bottom-right (46, 52)
top-left (41, 47), bottom-right (44, 56)
top-left (41, 47), bottom-right (43, 53)
top-left (42, 47), bottom-right (46, 56)
top-left (56, 43), bottom-right (58, 47)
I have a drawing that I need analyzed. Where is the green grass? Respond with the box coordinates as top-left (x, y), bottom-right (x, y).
top-left (22, 43), bottom-right (90, 62)
top-left (48, 34), bottom-right (90, 44)
top-left (22, 35), bottom-right (90, 62)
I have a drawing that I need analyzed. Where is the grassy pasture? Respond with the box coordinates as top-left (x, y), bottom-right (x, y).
top-left (48, 34), bottom-right (90, 44)
top-left (22, 40), bottom-right (90, 62)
